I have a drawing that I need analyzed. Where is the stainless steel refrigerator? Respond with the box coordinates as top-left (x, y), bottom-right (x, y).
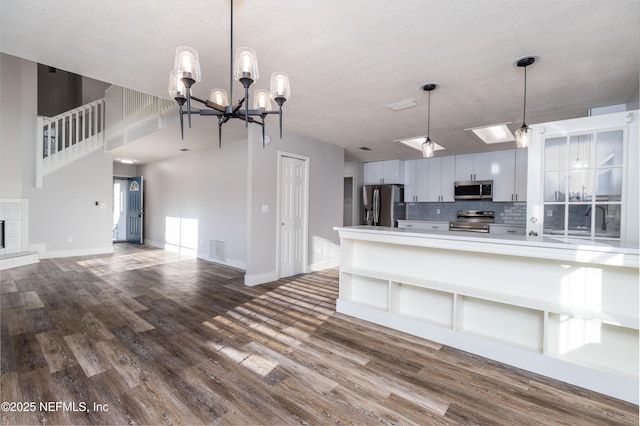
top-left (362, 184), bottom-right (404, 227)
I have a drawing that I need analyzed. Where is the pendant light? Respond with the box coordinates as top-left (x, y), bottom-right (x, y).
top-left (421, 83), bottom-right (437, 158)
top-left (514, 56), bottom-right (536, 149)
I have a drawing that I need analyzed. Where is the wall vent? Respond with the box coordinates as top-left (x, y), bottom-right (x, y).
top-left (210, 239), bottom-right (227, 262)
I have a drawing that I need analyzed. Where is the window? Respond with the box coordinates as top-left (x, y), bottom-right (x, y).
top-left (542, 130), bottom-right (624, 239)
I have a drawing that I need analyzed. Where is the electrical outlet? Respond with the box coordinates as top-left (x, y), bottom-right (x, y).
top-left (436, 209), bottom-right (440, 214)
top-left (66, 236), bottom-right (73, 243)
top-left (547, 210), bottom-right (553, 217)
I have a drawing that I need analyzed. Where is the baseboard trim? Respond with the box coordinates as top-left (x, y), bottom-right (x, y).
top-left (244, 270), bottom-right (279, 287)
top-left (39, 246), bottom-right (114, 259)
top-left (197, 253), bottom-right (246, 270)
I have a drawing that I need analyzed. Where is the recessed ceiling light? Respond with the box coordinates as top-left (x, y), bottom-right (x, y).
top-left (119, 158), bottom-right (136, 164)
top-left (394, 136), bottom-right (445, 153)
top-left (386, 99), bottom-right (419, 111)
top-left (465, 123), bottom-right (515, 144)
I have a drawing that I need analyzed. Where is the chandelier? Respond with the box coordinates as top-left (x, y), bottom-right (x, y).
top-left (168, 0), bottom-right (291, 147)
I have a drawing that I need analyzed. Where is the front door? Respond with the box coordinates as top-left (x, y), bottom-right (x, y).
top-left (279, 155), bottom-right (307, 277)
top-left (127, 176), bottom-right (143, 244)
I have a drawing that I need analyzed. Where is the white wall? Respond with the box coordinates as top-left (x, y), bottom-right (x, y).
top-left (0, 53), bottom-right (30, 199)
top-left (24, 149), bottom-right (113, 257)
top-left (245, 124), bottom-right (344, 285)
top-left (113, 162), bottom-right (138, 177)
top-left (139, 140), bottom-right (248, 269)
top-left (1, 53), bottom-right (114, 258)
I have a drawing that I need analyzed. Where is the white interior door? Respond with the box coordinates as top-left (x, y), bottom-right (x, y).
top-left (279, 155), bottom-right (307, 277)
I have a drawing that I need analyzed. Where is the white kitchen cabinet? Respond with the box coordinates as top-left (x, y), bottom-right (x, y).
top-left (403, 160), bottom-right (417, 202)
top-left (397, 220), bottom-right (449, 231)
top-left (403, 159), bottom-right (428, 202)
top-left (427, 156), bottom-right (455, 202)
top-left (455, 152), bottom-right (493, 181)
top-left (491, 149), bottom-right (528, 202)
top-left (489, 224), bottom-right (525, 235)
top-left (364, 160), bottom-right (405, 185)
top-left (514, 149), bottom-right (528, 201)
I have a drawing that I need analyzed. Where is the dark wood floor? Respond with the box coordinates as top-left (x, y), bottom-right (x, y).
top-left (1, 244), bottom-right (637, 425)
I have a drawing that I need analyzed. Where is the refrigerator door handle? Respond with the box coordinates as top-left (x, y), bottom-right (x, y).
top-left (373, 188), bottom-right (380, 225)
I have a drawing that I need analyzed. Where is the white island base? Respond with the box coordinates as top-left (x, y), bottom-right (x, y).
top-left (335, 226), bottom-right (639, 404)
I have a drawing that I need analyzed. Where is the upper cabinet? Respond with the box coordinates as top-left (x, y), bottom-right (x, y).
top-left (492, 149), bottom-right (528, 202)
top-left (404, 159), bottom-right (429, 201)
top-left (364, 160), bottom-right (405, 185)
top-left (454, 152), bottom-right (493, 181)
top-left (427, 156), bottom-right (455, 202)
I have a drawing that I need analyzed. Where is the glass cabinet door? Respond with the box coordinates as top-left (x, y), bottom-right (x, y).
top-left (542, 130), bottom-right (623, 239)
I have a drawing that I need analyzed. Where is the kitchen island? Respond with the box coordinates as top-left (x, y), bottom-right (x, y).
top-left (334, 225), bottom-right (639, 404)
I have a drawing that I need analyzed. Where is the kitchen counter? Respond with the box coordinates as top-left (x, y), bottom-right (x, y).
top-left (334, 225), bottom-right (639, 403)
top-left (336, 225), bottom-right (639, 268)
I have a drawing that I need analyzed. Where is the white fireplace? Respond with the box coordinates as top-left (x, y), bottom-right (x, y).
top-left (0, 198), bottom-right (38, 269)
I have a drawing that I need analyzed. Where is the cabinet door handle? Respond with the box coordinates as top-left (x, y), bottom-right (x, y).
top-left (515, 194), bottom-right (518, 201)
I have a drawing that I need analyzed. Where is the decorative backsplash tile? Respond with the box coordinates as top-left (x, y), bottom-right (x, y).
top-left (405, 201), bottom-right (527, 225)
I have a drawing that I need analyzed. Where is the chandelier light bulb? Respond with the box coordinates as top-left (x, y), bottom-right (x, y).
top-left (253, 89), bottom-right (272, 110)
top-left (209, 89), bottom-right (229, 106)
top-left (173, 46), bottom-right (201, 87)
top-left (234, 47), bottom-right (259, 82)
top-left (270, 72), bottom-right (291, 101)
top-left (168, 71), bottom-right (187, 100)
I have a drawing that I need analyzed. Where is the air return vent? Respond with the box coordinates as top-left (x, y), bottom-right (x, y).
top-left (386, 99), bottom-right (418, 111)
top-left (210, 239), bottom-right (227, 262)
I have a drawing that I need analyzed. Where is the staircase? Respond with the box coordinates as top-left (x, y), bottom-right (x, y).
top-left (35, 86), bottom-right (176, 188)
top-left (37, 99), bottom-right (106, 188)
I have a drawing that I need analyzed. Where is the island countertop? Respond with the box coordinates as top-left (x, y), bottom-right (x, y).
top-left (334, 225), bottom-right (639, 268)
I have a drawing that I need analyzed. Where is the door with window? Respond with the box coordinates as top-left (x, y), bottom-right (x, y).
top-left (126, 176), bottom-right (144, 244)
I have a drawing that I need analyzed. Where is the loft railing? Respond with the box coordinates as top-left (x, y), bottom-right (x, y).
top-left (105, 86), bottom-right (175, 148)
top-left (36, 99), bottom-right (105, 188)
top-left (35, 86), bottom-right (175, 188)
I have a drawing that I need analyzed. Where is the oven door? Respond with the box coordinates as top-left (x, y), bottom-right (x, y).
top-left (454, 181), bottom-right (481, 200)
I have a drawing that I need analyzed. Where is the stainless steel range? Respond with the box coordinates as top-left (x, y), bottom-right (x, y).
top-left (449, 210), bottom-right (495, 233)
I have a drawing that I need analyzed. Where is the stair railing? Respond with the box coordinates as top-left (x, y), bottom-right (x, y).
top-left (36, 99), bottom-right (105, 188)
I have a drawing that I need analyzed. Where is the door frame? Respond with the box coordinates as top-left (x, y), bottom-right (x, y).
top-left (112, 177), bottom-right (129, 242)
top-left (276, 151), bottom-right (310, 278)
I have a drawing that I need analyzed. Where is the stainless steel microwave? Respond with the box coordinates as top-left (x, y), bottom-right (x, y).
top-left (454, 180), bottom-right (493, 200)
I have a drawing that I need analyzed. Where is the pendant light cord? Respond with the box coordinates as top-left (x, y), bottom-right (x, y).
top-left (522, 65), bottom-right (527, 125)
top-left (229, 0), bottom-right (234, 103)
top-left (427, 90), bottom-right (431, 139)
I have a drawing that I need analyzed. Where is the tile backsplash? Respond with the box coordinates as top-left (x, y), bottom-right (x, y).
top-left (405, 201), bottom-right (527, 225)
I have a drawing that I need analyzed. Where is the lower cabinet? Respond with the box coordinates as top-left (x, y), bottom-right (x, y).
top-left (397, 220), bottom-right (449, 231)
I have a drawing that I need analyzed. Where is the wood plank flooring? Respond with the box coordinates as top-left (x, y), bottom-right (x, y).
top-left (1, 243), bottom-right (637, 425)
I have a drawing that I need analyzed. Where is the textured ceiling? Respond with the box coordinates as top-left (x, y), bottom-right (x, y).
top-left (1, 0), bottom-right (639, 163)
